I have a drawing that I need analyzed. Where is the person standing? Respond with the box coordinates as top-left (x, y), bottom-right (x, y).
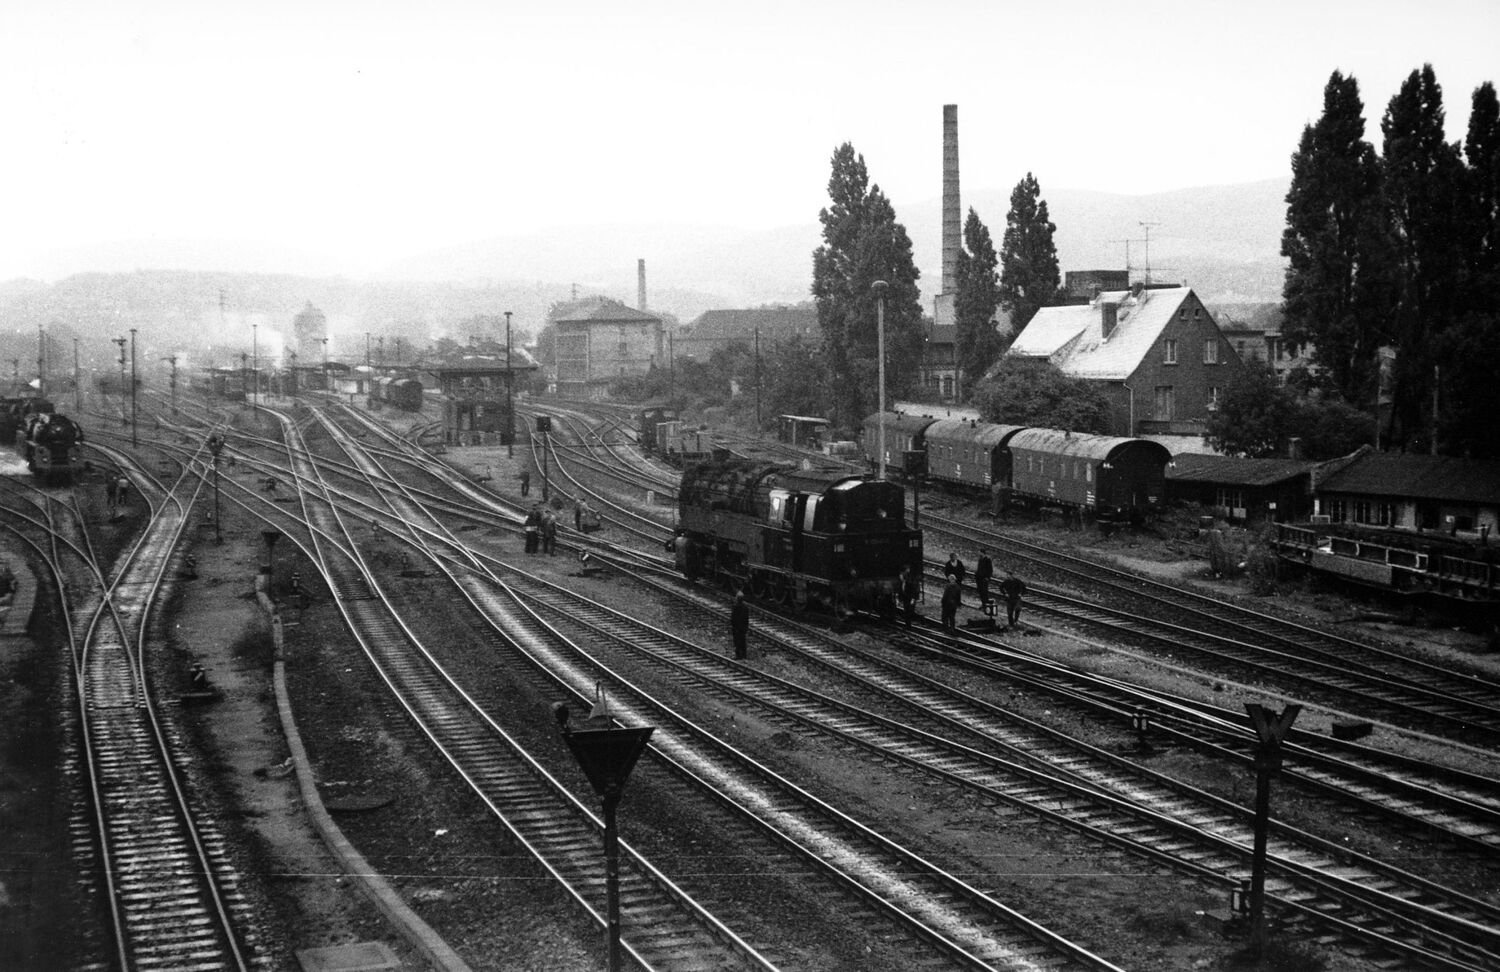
top-left (944, 553), bottom-right (966, 593)
top-left (974, 551), bottom-right (994, 607)
top-left (523, 504), bottom-right (542, 554)
top-left (940, 574), bottom-right (961, 633)
top-left (730, 589), bottom-right (750, 659)
top-left (541, 509), bottom-right (558, 555)
top-left (898, 565), bottom-right (919, 627)
top-left (999, 571), bottom-right (1027, 627)
top-left (519, 468), bottom-right (531, 497)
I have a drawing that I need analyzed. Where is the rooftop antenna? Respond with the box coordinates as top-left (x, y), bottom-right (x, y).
top-left (1138, 221), bottom-right (1160, 285)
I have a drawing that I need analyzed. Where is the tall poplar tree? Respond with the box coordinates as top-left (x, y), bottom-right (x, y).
top-left (811, 143), bottom-right (924, 429)
top-left (997, 173), bottom-right (1060, 333)
top-left (1466, 82), bottom-right (1500, 289)
top-left (953, 207), bottom-right (1003, 396)
top-left (1381, 64), bottom-right (1469, 450)
top-left (1280, 70), bottom-right (1394, 409)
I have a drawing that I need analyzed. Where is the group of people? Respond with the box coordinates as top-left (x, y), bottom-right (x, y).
top-left (523, 503), bottom-right (558, 555)
top-left (922, 549), bottom-right (1025, 634)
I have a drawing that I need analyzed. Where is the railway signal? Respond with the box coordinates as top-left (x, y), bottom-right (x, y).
top-left (1242, 701), bottom-right (1301, 945)
top-left (206, 433), bottom-right (224, 544)
top-left (551, 700), bottom-right (654, 972)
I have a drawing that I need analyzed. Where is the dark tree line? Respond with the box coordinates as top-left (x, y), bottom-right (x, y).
top-left (1282, 66), bottom-right (1500, 457)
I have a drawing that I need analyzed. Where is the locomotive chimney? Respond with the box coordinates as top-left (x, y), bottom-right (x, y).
top-left (638, 259), bottom-right (647, 311)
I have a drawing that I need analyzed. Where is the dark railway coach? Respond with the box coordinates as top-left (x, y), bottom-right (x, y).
top-left (1007, 429), bottom-right (1171, 522)
top-left (677, 458), bottom-right (921, 617)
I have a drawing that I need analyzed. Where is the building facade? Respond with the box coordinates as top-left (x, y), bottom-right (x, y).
top-left (551, 298), bottom-right (665, 398)
top-left (1006, 285), bottom-right (1244, 437)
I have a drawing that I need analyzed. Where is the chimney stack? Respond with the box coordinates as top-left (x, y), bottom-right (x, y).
top-left (941, 104), bottom-right (960, 298)
top-left (1101, 302), bottom-right (1119, 339)
top-left (637, 259), bottom-right (647, 311)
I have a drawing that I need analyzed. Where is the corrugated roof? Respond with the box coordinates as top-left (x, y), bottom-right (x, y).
top-left (926, 418), bottom-right (1024, 449)
top-left (1318, 452), bottom-right (1500, 505)
top-left (1168, 453), bottom-right (1315, 487)
top-left (1010, 427), bottom-right (1170, 463)
top-left (1007, 287), bottom-right (1194, 380)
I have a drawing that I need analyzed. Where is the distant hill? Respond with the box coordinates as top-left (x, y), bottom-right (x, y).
top-left (2, 178), bottom-right (1290, 359)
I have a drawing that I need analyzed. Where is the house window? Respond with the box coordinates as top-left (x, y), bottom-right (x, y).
top-left (1194, 307), bottom-right (1202, 319)
top-left (1163, 339), bottom-right (1178, 365)
top-left (1178, 308), bottom-right (1187, 320)
top-left (1203, 340), bottom-right (1218, 364)
top-left (1216, 487), bottom-right (1245, 509)
top-left (1153, 385), bottom-right (1175, 421)
top-left (1326, 498), bottom-right (1347, 523)
top-left (1209, 386), bottom-right (1222, 411)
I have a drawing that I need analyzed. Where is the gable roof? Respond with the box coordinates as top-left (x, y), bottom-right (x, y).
top-left (554, 297), bottom-right (661, 325)
top-left (1317, 452), bottom-right (1500, 505)
top-left (684, 305), bottom-right (818, 342)
top-left (1007, 286), bottom-right (1195, 380)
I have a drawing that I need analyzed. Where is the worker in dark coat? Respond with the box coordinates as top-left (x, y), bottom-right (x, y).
top-left (730, 589), bottom-right (750, 659)
top-left (541, 509), bottom-right (558, 555)
top-left (898, 565), bottom-right (920, 627)
top-left (523, 504), bottom-right (542, 554)
top-left (519, 468), bottom-right (531, 497)
top-left (940, 574), bottom-right (961, 633)
top-left (999, 571), bottom-right (1026, 627)
top-left (944, 553), bottom-right (966, 592)
top-left (974, 550), bottom-right (994, 607)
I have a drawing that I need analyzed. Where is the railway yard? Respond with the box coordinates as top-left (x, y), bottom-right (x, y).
top-left (2, 391), bottom-right (1498, 972)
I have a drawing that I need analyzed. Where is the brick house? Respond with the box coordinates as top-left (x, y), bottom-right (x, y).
top-left (1005, 285), bottom-right (1244, 437)
top-left (551, 297), bottom-right (665, 399)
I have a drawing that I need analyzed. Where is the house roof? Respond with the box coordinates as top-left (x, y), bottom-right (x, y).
top-left (1167, 453), bottom-right (1315, 487)
top-left (684, 305), bottom-right (818, 342)
top-left (1009, 427), bottom-right (1173, 463)
top-left (1007, 286), bottom-right (1195, 380)
top-left (1317, 452), bottom-right (1500, 505)
top-left (554, 297), bottom-right (661, 325)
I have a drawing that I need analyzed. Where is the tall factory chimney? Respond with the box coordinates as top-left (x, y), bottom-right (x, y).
top-left (942, 104), bottom-right (960, 298)
top-left (638, 259), bottom-right (647, 311)
top-left (933, 104), bottom-right (960, 330)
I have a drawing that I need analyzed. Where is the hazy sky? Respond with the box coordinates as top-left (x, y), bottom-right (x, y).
top-left (2, 0), bottom-right (1496, 281)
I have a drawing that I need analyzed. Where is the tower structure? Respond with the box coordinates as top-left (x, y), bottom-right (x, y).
top-left (934, 104), bottom-right (960, 328)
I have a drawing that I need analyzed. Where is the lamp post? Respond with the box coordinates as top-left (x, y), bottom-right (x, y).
top-left (537, 416), bottom-right (552, 502)
top-left (320, 338), bottom-right (329, 391)
top-left (37, 322), bottom-right (45, 399)
top-left (754, 326), bottom-right (762, 433)
top-left (550, 700), bottom-right (654, 972)
top-left (872, 280), bottom-right (889, 480)
top-left (252, 321), bottom-right (259, 415)
top-left (129, 328), bottom-right (138, 447)
top-left (113, 337), bottom-right (127, 426)
top-left (365, 331), bottom-right (371, 368)
top-left (73, 339), bottom-right (81, 413)
top-left (505, 310), bottom-right (514, 458)
top-left (207, 433), bottom-right (224, 544)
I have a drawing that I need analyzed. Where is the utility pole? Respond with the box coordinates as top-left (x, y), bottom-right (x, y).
top-left (37, 323), bottom-right (46, 400)
top-left (873, 280), bottom-right (889, 480)
top-left (1139, 221), bottom-right (1160, 285)
top-left (505, 310), bottom-right (514, 458)
top-left (668, 333), bottom-right (675, 405)
top-left (252, 321), bottom-right (259, 415)
top-left (365, 331), bottom-right (371, 368)
top-left (73, 339), bottom-right (81, 413)
top-left (129, 328), bottom-right (138, 447)
top-left (754, 326), bottom-right (761, 433)
top-left (321, 337), bottom-right (329, 391)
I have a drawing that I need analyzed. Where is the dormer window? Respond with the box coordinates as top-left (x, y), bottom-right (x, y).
top-left (1163, 339), bottom-right (1177, 365)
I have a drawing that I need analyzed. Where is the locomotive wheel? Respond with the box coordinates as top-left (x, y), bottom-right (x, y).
top-left (750, 575), bottom-right (769, 600)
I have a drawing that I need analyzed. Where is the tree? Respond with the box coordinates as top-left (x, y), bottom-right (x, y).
top-left (1280, 70), bottom-right (1395, 411)
top-left (970, 358), bottom-right (1109, 433)
top-left (1464, 82), bottom-right (1500, 289)
top-left (953, 207), bottom-right (1004, 397)
top-left (997, 173), bottom-right (1060, 333)
top-left (811, 144), bottom-right (925, 428)
top-left (1381, 64), bottom-right (1469, 451)
top-left (761, 335), bottom-right (831, 425)
top-left (1205, 363), bottom-right (1300, 458)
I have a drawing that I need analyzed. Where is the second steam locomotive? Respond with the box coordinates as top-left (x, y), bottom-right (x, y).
top-left (675, 457), bottom-right (922, 617)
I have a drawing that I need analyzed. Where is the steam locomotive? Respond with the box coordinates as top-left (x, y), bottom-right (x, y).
top-left (676, 457), bottom-right (922, 617)
top-left (16, 406), bottom-right (85, 483)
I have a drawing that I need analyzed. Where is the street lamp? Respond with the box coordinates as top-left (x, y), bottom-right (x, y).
top-left (252, 321), bottom-right (258, 415)
top-left (207, 433), bottom-right (225, 544)
top-left (129, 328), bottom-right (138, 447)
top-left (505, 310), bottom-right (514, 458)
top-left (872, 280), bottom-right (889, 480)
top-left (551, 700), bottom-right (654, 972)
top-left (320, 337), bottom-right (329, 391)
